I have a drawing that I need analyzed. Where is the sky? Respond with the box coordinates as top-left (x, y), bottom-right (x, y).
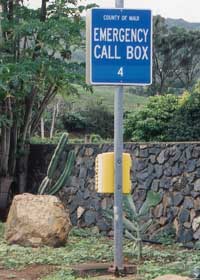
top-left (25, 0), bottom-right (200, 23)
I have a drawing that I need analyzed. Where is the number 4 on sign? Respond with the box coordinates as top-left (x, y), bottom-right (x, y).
top-left (118, 67), bottom-right (123, 77)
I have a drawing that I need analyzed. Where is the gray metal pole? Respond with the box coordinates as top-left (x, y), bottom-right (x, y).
top-left (114, 0), bottom-right (124, 271)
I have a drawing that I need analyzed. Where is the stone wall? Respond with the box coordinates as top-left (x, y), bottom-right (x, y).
top-left (28, 143), bottom-right (200, 245)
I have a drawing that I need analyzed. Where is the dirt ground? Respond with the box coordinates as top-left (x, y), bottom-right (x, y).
top-left (0, 264), bottom-right (140, 280)
top-left (70, 263), bottom-right (140, 279)
top-left (0, 265), bottom-right (57, 280)
top-left (0, 265), bottom-right (189, 280)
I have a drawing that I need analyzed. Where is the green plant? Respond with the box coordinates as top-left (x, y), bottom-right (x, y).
top-left (0, 0), bottom-right (87, 204)
top-left (123, 191), bottom-right (162, 260)
top-left (153, 227), bottom-right (176, 245)
top-left (62, 111), bottom-right (87, 132)
top-left (192, 267), bottom-right (200, 279)
top-left (1, 226), bottom-right (200, 279)
top-left (168, 86), bottom-right (200, 141)
top-left (83, 100), bottom-right (114, 138)
top-left (62, 100), bottom-right (114, 139)
top-left (124, 83), bottom-right (200, 142)
top-left (0, 223), bottom-right (4, 237)
top-left (38, 133), bottom-right (75, 195)
top-left (104, 191), bottom-right (162, 261)
top-left (124, 94), bottom-right (178, 141)
top-left (31, 132), bottom-right (66, 145)
top-left (89, 134), bottom-right (103, 143)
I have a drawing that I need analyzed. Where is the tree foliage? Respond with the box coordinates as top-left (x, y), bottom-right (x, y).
top-left (124, 94), bottom-right (178, 141)
top-left (0, 0), bottom-right (88, 193)
top-left (173, 29), bottom-right (200, 89)
top-left (151, 16), bottom-right (200, 95)
top-left (62, 99), bottom-right (114, 138)
top-left (124, 83), bottom-right (200, 142)
top-left (168, 83), bottom-right (200, 141)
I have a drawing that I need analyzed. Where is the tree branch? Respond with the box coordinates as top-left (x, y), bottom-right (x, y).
top-left (30, 84), bottom-right (57, 135)
top-left (21, 86), bottom-right (37, 145)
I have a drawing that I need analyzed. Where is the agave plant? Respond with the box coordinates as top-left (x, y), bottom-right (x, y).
top-left (38, 133), bottom-right (75, 195)
top-left (123, 191), bottom-right (162, 260)
top-left (192, 267), bottom-right (200, 279)
top-left (103, 190), bottom-right (162, 261)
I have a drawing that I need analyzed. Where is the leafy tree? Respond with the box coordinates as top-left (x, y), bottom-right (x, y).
top-left (0, 0), bottom-right (88, 206)
top-left (62, 111), bottom-right (87, 133)
top-left (82, 100), bottom-right (114, 138)
top-left (125, 83), bottom-right (200, 142)
top-left (151, 15), bottom-right (171, 95)
top-left (168, 83), bottom-right (200, 140)
top-left (124, 94), bottom-right (178, 141)
top-left (150, 16), bottom-right (200, 95)
top-left (63, 99), bottom-right (114, 138)
top-left (172, 29), bottom-right (200, 89)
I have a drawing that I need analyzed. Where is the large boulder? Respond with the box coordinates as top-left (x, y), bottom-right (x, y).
top-left (153, 275), bottom-right (191, 280)
top-left (5, 193), bottom-right (71, 247)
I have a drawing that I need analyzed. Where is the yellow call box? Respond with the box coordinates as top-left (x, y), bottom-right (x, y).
top-left (95, 152), bottom-right (132, 194)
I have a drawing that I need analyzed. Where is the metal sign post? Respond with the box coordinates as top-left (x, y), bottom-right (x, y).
top-left (114, 85), bottom-right (124, 271)
top-left (86, 4), bottom-right (152, 273)
top-left (114, 0), bottom-right (124, 272)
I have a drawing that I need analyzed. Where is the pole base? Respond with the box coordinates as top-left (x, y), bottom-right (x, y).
top-left (108, 264), bottom-right (136, 277)
top-left (70, 262), bottom-right (136, 278)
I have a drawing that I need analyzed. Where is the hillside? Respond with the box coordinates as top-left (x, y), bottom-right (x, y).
top-left (166, 18), bottom-right (200, 30)
top-left (68, 86), bottom-right (148, 113)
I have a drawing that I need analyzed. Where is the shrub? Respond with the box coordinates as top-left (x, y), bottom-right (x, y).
top-left (89, 134), bottom-right (103, 143)
top-left (124, 94), bottom-right (178, 141)
top-left (62, 100), bottom-right (114, 139)
top-left (168, 86), bottom-right (200, 141)
top-left (124, 83), bottom-right (200, 142)
top-left (62, 111), bottom-right (86, 132)
top-left (82, 100), bottom-right (114, 138)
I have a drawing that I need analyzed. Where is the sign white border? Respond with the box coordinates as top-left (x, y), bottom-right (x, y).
top-left (86, 8), bottom-right (153, 86)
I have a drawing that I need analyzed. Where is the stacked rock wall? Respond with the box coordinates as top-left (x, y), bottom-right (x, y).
top-left (28, 143), bottom-right (200, 244)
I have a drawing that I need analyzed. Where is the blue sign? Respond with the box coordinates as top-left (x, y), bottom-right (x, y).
top-left (88, 8), bottom-right (152, 85)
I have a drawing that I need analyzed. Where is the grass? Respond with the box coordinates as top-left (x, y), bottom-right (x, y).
top-left (67, 86), bottom-right (148, 113)
top-left (30, 85), bottom-right (148, 144)
top-left (1, 223), bottom-right (200, 279)
top-left (0, 227), bottom-right (113, 269)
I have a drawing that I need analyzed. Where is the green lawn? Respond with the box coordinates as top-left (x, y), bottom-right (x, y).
top-left (67, 86), bottom-right (148, 112)
top-left (29, 85), bottom-right (148, 144)
top-left (0, 223), bottom-right (200, 279)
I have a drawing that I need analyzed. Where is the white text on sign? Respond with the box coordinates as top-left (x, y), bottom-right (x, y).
top-left (93, 27), bottom-right (149, 60)
top-left (94, 28), bottom-right (149, 43)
